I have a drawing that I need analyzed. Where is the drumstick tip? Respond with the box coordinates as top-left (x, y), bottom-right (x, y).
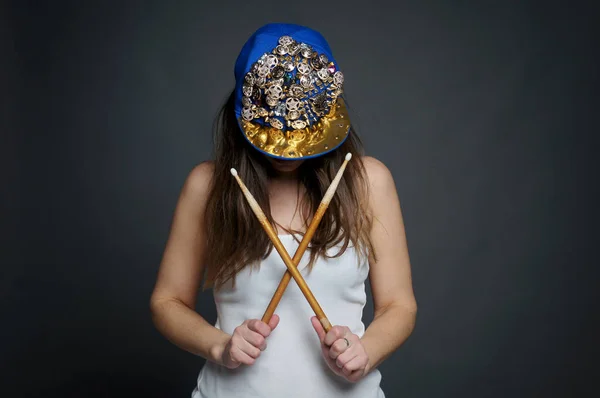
top-left (345, 153), bottom-right (352, 161)
top-left (230, 168), bottom-right (238, 177)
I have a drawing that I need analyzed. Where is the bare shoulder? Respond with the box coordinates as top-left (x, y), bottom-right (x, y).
top-left (151, 160), bottom-right (215, 307)
top-left (181, 160), bottom-right (215, 200)
top-left (360, 156), bottom-right (396, 193)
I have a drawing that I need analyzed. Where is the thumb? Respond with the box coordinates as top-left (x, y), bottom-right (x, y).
top-left (311, 316), bottom-right (326, 342)
top-left (267, 314), bottom-right (280, 330)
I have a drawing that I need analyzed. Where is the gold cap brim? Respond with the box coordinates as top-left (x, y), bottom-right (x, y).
top-left (238, 97), bottom-right (351, 160)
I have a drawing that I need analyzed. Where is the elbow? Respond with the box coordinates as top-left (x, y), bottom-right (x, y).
top-left (406, 304), bottom-right (417, 336)
top-left (149, 296), bottom-right (163, 326)
top-left (379, 299), bottom-right (418, 336)
top-left (149, 296), bottom-right (160, 317)
top-left (149, 294), bottom-right (192, 322)
top-left (408, 298), bottom-right (418, 320)
top-left (403, 299), bottom-right (418, 333)
top-left (149, 295), bottom-right (175, 326)
top-left (393, 301), bottom-right (417, 346)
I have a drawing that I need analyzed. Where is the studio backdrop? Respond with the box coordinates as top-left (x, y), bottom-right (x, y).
top-left (2, 1), bottom-right (596, 397)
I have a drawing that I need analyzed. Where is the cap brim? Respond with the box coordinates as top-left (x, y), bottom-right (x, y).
top-left (237, 97), bottom-right (351, 160)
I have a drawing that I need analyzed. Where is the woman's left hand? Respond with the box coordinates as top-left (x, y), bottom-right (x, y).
top-left (311, 316), bottom-right (370, 383)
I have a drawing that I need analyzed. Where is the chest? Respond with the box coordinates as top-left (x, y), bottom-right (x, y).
top-left (268, 182), bottom-right (310, 233)
top-left (215, 236), bottom-right (370, 305)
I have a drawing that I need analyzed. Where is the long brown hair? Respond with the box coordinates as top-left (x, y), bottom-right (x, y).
top-left (203, 91), bottom-right (375, 289)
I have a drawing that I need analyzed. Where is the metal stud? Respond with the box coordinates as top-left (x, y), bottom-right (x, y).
top-left (279, 36), bottom-right (294, 46)
top-left (270, 118), bottom-right (284, 129)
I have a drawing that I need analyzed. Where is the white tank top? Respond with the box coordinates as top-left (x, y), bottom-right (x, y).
top-left (192, 234), bottom-right (385, 398)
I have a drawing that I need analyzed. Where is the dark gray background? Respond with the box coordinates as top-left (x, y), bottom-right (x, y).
top-left (2, 1), bottom-right (598, 397)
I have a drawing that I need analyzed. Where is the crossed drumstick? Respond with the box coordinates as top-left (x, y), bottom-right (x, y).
top-left (230, 153), bottom-right (352, 332)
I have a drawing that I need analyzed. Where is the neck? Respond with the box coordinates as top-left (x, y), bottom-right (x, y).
top-left (267, 165), bottom-right (301, 181)
top-left (269, 173), bottom-right (300, 190)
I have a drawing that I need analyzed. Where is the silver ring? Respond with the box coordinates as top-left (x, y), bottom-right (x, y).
top-left (343, 337), bottom-right (350, 347)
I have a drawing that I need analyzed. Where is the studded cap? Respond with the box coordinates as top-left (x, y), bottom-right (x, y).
top-left (234, 23), bottom-right (350, 160)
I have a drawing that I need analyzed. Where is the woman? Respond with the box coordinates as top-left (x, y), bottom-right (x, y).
top-left (150, 23), bottom-right (417, 397)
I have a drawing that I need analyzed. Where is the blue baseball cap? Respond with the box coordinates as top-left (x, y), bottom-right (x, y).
top-left (233, 23), bottom-right (350, 160)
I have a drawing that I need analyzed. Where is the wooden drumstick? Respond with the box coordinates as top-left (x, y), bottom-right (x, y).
top-left (261, 153), bottom-right (352, 326)
top-left (230, 167), bottom-right (333, 332)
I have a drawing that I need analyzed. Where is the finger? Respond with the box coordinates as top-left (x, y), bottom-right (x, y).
top-left (324, 326), bottom-right (348, 346)
top-left (267, 314), bottom-right (280, 330)
top-left (347, 369), bottom-right (364, 383)
top-left (311, 316), bottom-right (326, 342)
top-left (247, 319), bottom-right (272, 338)
top-left (342, 355), bottom-right (368, 375)
top-left (237, 336), bottom-right (262, 358)
top-left (230, 345), bottom-right (256, 366)
top-left (328, 338), bottom-right (349, 360)
top-left (336, 348), bottom-right (358, 370)
top-left (240, 329), bottom-right (267, 351)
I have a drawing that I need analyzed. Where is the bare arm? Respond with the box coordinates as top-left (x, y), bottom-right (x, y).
top-left (310, 156), bottom-right (417, 382)
top-left (149, 162), bottom-right (229, 364)
top-left (360, 156), bottom-right (417, 372)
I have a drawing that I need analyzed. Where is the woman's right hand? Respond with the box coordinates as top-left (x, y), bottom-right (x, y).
top-left (221, 315), bottom-right (280, 369)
